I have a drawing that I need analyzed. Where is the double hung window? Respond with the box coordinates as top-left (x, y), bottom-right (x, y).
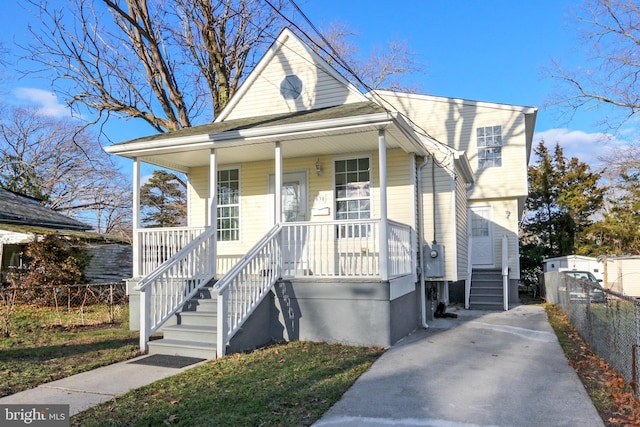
top-left (217, 168), bottom-right (239, 241)
top-left (335, 157), bottom-right (371, 237)
top-left (477, 125), bottom-right (502, 169)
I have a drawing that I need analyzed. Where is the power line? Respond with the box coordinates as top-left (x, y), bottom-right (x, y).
top-left (262, 0), bottom-right (458, 176)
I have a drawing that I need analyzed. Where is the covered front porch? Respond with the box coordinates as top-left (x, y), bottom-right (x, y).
top-left (109, 103), bottom-right (435, 357)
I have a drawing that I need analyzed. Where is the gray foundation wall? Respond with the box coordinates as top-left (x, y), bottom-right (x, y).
top-left (130, 277), bottom-right (421, 352)
top-left (231, 279), bottom-right (420, 352)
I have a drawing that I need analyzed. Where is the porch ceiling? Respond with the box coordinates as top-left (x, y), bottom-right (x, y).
top-left (105, 102), bottom-right (429, 173)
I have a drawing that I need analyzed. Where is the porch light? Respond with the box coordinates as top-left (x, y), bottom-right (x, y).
top-left (315, 158), bottom-right (323, 176)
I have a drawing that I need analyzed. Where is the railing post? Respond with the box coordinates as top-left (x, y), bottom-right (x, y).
top-left (465, 232), bottom-right (472, 310)
top-left (139, 287), bottom-right (150, 352)
top-left (217, 289), bottom-right (228, 357)
top-left (502, 234), bottom-right (509, 311)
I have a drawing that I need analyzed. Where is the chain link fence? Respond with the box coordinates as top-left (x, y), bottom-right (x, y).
top-left (543, 271), bottom-right (640, 399)
top-left (1, 282), bottom-right (128, 331)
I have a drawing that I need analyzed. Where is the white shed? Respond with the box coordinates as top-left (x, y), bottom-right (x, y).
top-left (603, 256), bottom-right (640, 297)
top-left (542, 255), bottom-right (604, 282)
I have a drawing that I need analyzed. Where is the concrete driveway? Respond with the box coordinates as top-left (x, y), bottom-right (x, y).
top-left (313, 304), bottom-right (604, 427)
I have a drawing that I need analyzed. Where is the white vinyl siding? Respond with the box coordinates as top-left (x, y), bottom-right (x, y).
top-left (187, 167), bottom-right (209, 227)
top-left (377, 92), bottom-right (530, 202)
top-left (225, 37), bottom-right (363, 121)
top-left (455, 175), bottom-right (468, 280)
top-left (421, 160), bottom-right (460, 280)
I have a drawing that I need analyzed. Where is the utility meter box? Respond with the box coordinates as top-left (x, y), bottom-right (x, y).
top-left (424, 243), bottom-right (444, 278)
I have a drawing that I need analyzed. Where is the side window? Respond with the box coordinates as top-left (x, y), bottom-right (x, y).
top-left (477, 125), bottom-right (502, 169)
top-left (217, 168), bottom-right (239, 241)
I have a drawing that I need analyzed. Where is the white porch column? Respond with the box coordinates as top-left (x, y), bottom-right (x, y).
top-left (274, 142), bottom-right (282, 225)
top-left (378, 129), bottom-right (389, 281)
top-left (209, 149), bottom-right (218, 275)
top-left (132, 158), bottom-right (141, 277)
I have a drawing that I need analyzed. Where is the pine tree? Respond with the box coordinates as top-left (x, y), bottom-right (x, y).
top-left (520, 141), bottom-right (606, 284)
top-left (140, 170), bottom-right (187, 227)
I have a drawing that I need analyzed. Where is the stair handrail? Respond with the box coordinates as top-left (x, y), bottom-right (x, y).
top-left (501, 234), bottom-right (509, 311)
top-left (214, 224), bottom-right (283, 357)
top-left (137, 225), bottom-right (217, 351)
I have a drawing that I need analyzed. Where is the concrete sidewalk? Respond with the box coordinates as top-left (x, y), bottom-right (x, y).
top-left (0, 354), bottom-right (206, 416)
top-left (313, 304), bottom-right (604, 427)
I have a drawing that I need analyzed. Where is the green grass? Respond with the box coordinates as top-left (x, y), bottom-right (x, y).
top-left (71, 341), bottom-right (384, 427)
top-left (0, 304), bottom-right (139, 397)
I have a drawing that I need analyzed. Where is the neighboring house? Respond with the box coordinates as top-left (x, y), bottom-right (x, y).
top-left (106, 28), bottom-right (537, 359)
top-left (543, 255), bottom-right (604, 282)
top-left (0, 188), bottom-right (132, 283)
top-left (0, 187), bottom-right (91, 281)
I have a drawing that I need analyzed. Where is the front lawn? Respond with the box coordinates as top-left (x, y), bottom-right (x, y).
top-left (71, 341), bottom-right (383, 427)
top-left (0, 304), bottom-right (139, 397)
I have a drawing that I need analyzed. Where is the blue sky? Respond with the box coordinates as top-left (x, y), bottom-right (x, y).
top-left (0, 1), bottom-right (625, 171)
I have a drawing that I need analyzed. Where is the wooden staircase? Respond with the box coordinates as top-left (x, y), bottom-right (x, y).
top-left (148, 284), bottom-right (218, 359)
top-left (469, 269), bottom-right (504, 310)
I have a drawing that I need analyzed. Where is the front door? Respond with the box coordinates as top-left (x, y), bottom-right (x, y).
top-left (470, 206), bottom-right (494, 267)
top-left (269, 171), bottom-right (308, 276)
top-left (269, 171), bottom-right (308, 223)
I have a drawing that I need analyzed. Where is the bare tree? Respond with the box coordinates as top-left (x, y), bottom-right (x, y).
top-left (22, 0), bottom-right (286, 133)
top-left (548, 0), bottom-right (640, 128)
top-left (0, 106), bottom-right (131, 233)
top-left (310, 21), bottom-right (424, 93)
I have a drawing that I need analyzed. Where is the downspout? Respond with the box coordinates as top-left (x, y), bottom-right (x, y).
top-left (417, 155), bottom-right (431, 329)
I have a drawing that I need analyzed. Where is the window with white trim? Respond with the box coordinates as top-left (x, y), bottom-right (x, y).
top-left (477, 125), bottom-right (502, 169)
top-left (217, 168), bottom-right (239, 241)
top-left (335, 157), bottom-right (371, 237)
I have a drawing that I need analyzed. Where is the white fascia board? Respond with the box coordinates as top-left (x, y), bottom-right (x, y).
top-left (453, 151), bottom-right (475, 183)
top-left (104, 112), bottom-right (395, 157)
top-left (373, 89), bottom-right (537, 114)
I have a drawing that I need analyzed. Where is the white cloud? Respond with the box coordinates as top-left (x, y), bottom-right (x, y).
top-left (533, 128), bottom-right (626, 167)
top-left (13, 87), bottom-right (71, 118)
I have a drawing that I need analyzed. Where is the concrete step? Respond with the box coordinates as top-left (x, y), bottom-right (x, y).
top-left (470, 293), bottom-right (504, 303)
top-left (162, 324), bottom-right (217, 342)
top-left (148, 338), bottom-right (217, 359)
top-left (183, 298), bottom-right (217, 312)
top-left (468, 301), bottom-right (504, 311)
top-left (470, 286), bottom-right (503, 296)
top-left (176, 311), bottom-right (217, 327)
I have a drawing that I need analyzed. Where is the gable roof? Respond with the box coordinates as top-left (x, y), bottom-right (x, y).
top-left (216, 28), bottom-right (368, 122)
top-left (0, 188), bottom-right (91, 231)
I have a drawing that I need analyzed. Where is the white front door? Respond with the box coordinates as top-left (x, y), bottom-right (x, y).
top-left (269, 171), bottom-right (308, 223)
top-left (470, 206), bottom-right (494, 267)
top-left (269, 171), bottom-right (308, 276)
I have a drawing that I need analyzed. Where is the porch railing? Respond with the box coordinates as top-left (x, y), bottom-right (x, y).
top-left (279, 219), bottom-right (413, 279)
top-left (136, 219), bottom-right (416, 354)
top-left (501, 234), bottom-right (509, 311)
top-left (136, 226), bottom-right (216, 351)
top-left (214, 219), bottom-right (415, 356)
top-left (136, 227), bottom-right (206, 277)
